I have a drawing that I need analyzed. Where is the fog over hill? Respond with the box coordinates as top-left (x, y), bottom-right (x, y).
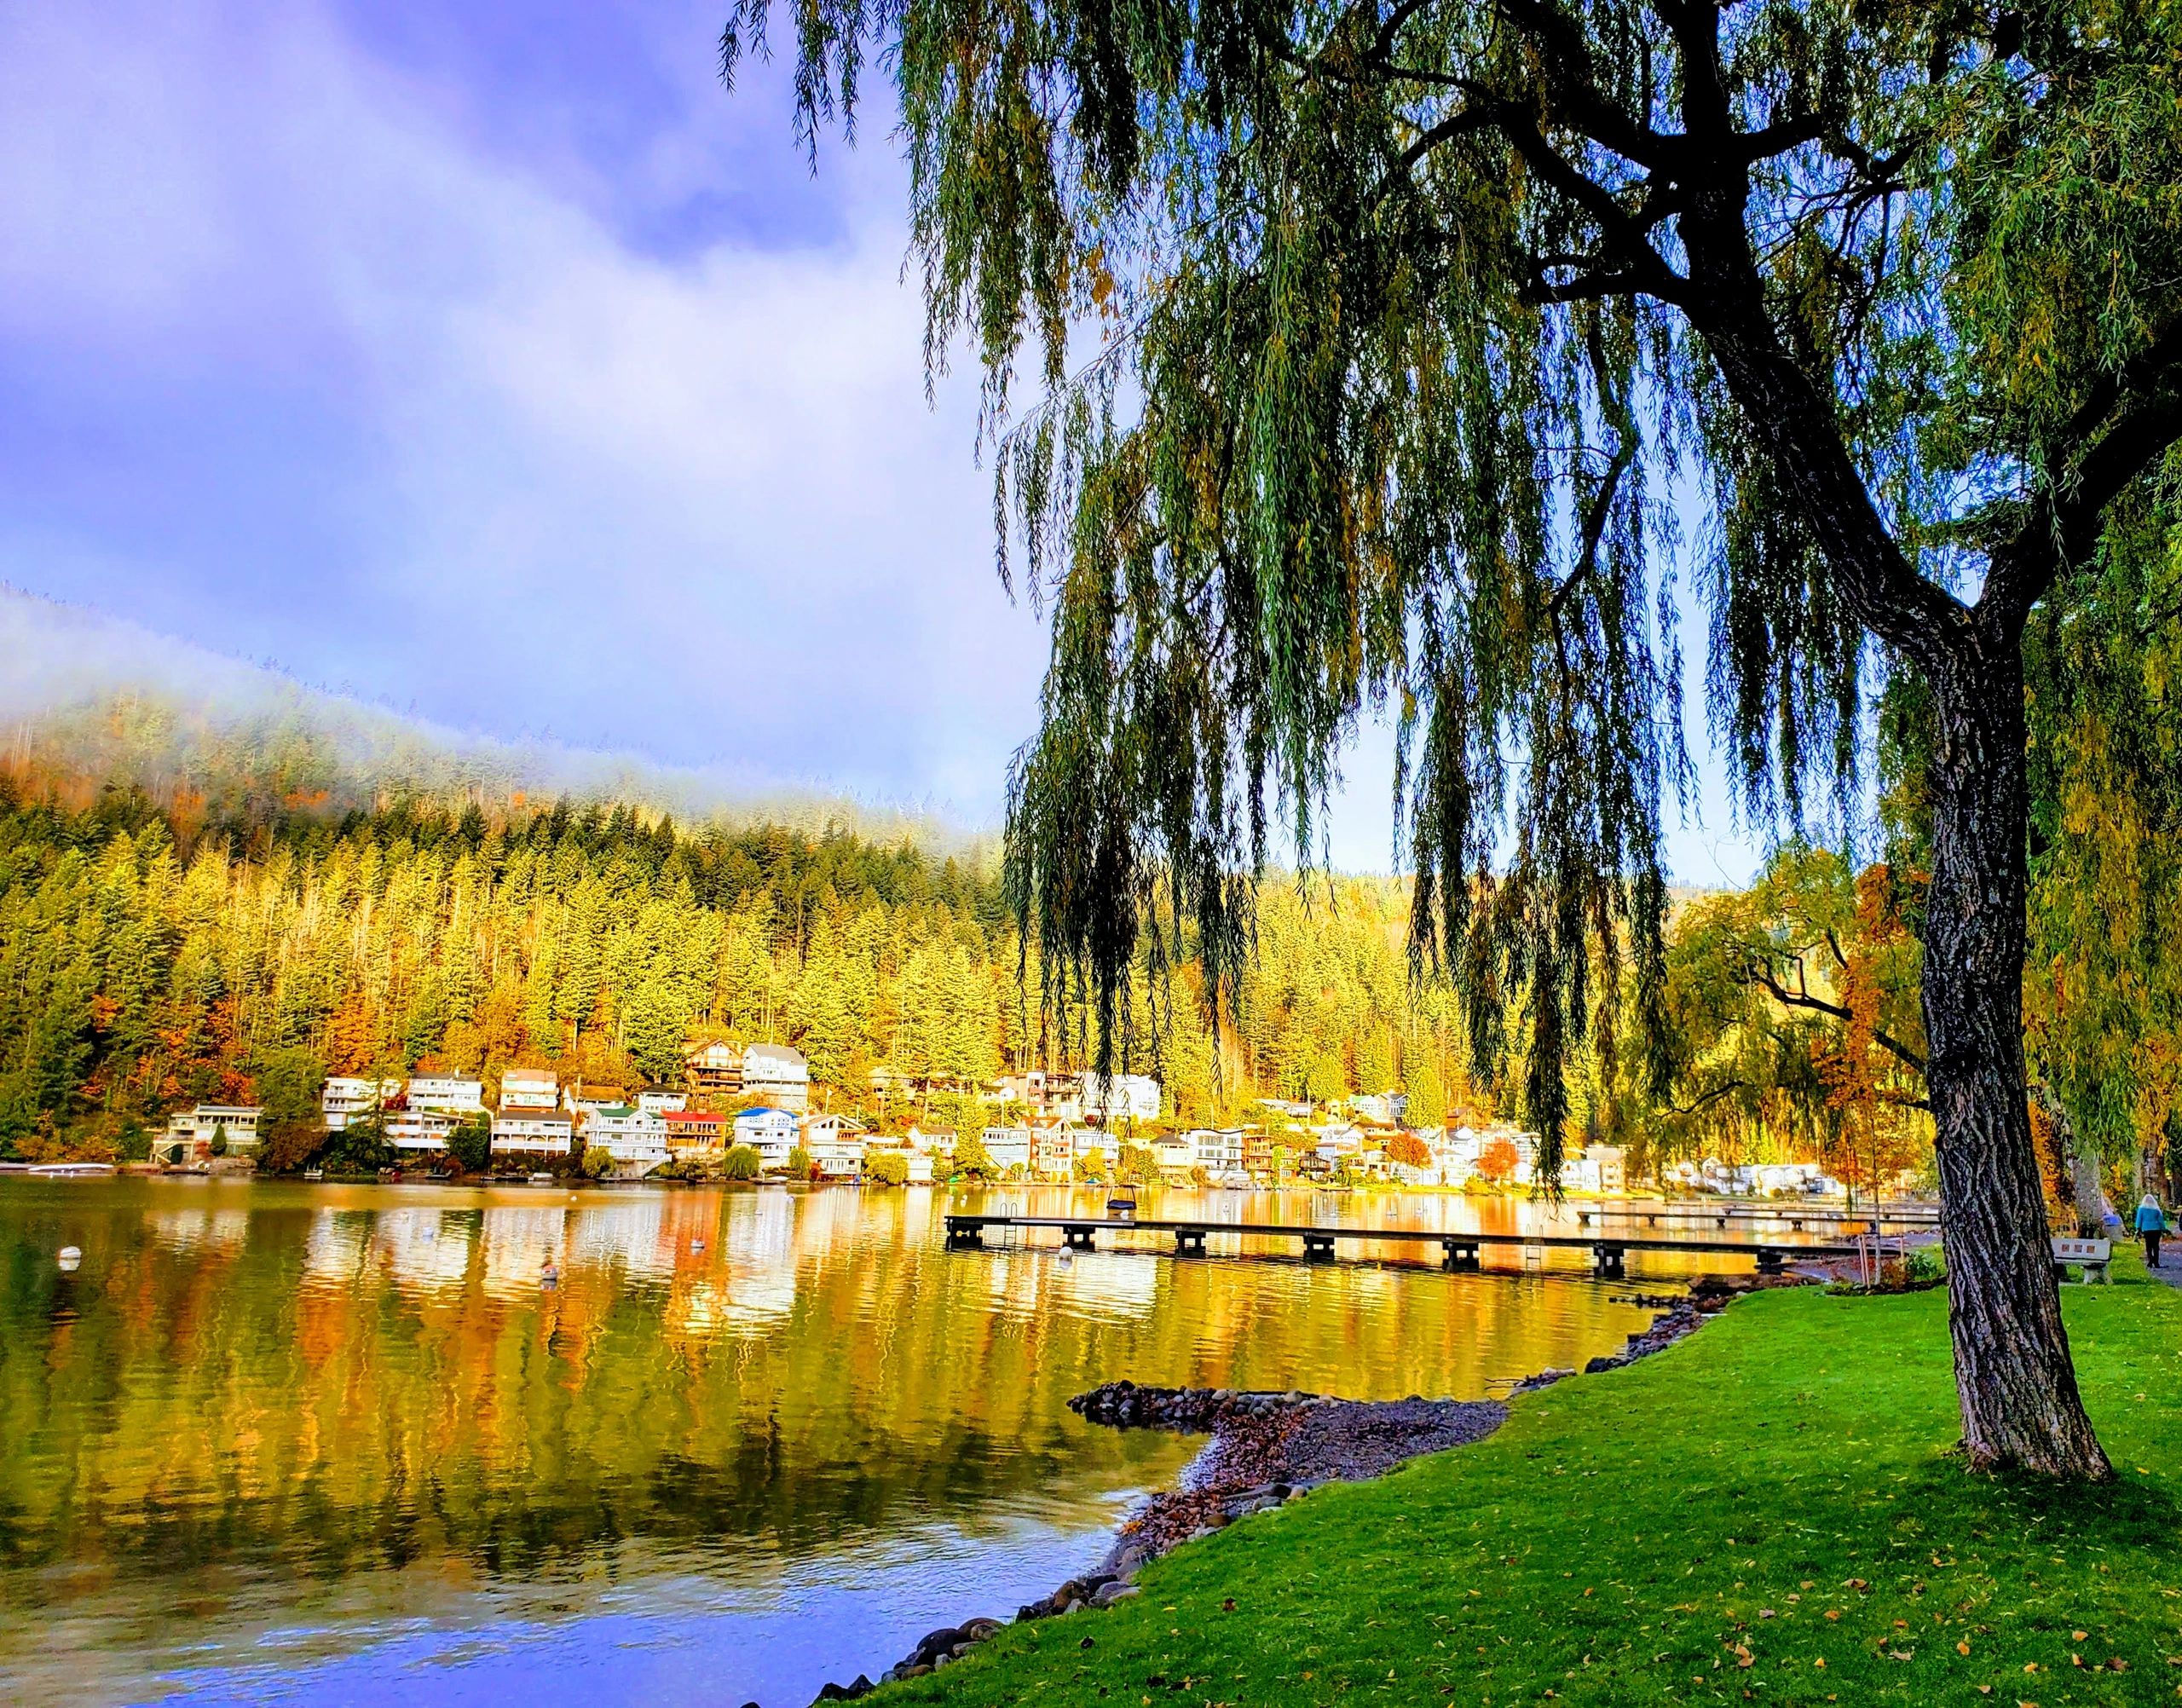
top-left (0, 587), bottom-right (969, 845)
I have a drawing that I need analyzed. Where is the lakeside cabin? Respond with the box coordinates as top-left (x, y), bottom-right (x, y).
top-left (499, 1068), bottom-right (559, 1111)
top-left (684, 1040), bottom-right (744, 1099)
top-left (492, 1111), bottom-right (575, 1158)
top-left (741, 1044), bottom-right (811, 1111)
top-left (662, 1108), bottom-right (725, 1158)
top-left (408, 1075), bottom-right (485, 1115)
top-left (321, 1076), bottom-right (400, 1129)
top-left (584, 1106), bottom-right (670, 1169)
top-left (158, 1104), bottom-right (263, 1163)
top-left (734, 1107), bottom-right (799, 1170)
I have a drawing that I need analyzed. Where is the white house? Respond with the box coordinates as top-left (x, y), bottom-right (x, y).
top-left (1751, 1161), bottom-right (1821, 1196)
top-left (408, 1075), bottom-right (485, 1116)
top-left (498, 1068), bottom-right (559, 1111)
top-left (1188, 1128), bottom-right (1247, 1174)
top-left (160, 1105), bottom-right (263, 1161)
top-left (322, 1076), bottom-right (399, 1131)
top-left (1081, 1072), bottom-right (1163, 1123)
top-left (1348, 1092), bottom-right (1406, 1125)
top-left (980, 1126), bottom-right (1034, 1172)
top-left (974, 1124), bottom-right (1030, 1171)
top-left (636, 1086), bottom-right (688, 1116)
top-left (1152, 1136), bottom-right (1196, 1174)
top-left (806, 1137), bottom-right (865, 1180)
top-left (1029, 1124), bottom-right (1077, 1177)
top-left (734, 1107), bottom-right (801, 1170)
top-left (1071, 1125), bottom-right (1121, 1166)
top-left (801, 1111), bottom-right (863, 1145)
top-left (1429, 1125), bottom-right (1480, 1186)
top-left (386, 1109), bottom-right (462, 1153)
top-left (1312, 1122), bottom-right (1364, 1166)
top-left (582, 1107), bottom-right (669, 1169)
top-left (742, 1043), bottom-right (811, 1111)
top-left (492, 1111), bottom-right (576, 1157)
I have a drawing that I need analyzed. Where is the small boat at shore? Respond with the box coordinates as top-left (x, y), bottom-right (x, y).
top-left (26, 1162), bottom-right (117, 1179)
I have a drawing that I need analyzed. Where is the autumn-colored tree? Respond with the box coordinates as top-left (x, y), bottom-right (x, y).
top-left (1477, 1137), bottom-right (1520, 1186)
top-left (1385, 1132), bottom-right (1433, 1171)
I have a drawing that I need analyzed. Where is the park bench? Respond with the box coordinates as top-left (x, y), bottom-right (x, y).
top-left (2051, 1236), bottom-right (2112, 1285)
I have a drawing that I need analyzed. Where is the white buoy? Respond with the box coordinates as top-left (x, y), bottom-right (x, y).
top-left (57, 1246), bottom-right (82, 1272)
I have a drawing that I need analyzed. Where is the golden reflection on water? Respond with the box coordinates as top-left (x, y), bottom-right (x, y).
top-left (0, 1178), bottom-right (1660, 1704)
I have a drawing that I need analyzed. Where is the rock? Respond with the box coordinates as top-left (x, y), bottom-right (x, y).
top-left (961, 1617), bottom-right (1004, 1641)
top-left (1091, 1581), bottom-right (1140, 1607)
top-left (914, 1625), bottom-right (966, 1663)
top-left (904, 1665), bottom-right (931, 1679)
top-left (1584, 1355), bottom-right (1621, 1374)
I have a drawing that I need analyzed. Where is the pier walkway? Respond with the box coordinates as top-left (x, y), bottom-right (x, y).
top-left (942, 1213), bottom-right (1864, 1278)
top-left (1572, 1202), bottom-right (1939, 1233)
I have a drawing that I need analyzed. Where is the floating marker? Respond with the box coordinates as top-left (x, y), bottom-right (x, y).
top-left (57, 1246), bottom-right (82, 1272)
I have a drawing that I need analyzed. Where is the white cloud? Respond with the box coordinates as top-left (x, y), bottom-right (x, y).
top-left (0, 0), bottom-right (1764, 880)
top-left (0, 0), bottom-right (1040, 820)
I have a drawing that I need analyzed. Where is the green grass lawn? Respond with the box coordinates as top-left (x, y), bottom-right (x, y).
top-left (886, 1256), bottom-right (2182, 1705)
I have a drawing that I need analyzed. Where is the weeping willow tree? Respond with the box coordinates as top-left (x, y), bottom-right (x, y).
top-left (722, 1), bottom-right (2182, 1477)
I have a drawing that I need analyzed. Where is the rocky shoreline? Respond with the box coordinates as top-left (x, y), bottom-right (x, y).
top-left (800, 1272), bottom-right (1795, 1704)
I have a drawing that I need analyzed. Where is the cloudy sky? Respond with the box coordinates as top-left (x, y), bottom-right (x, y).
top-left (0, 0), bottom-right (1766, 883)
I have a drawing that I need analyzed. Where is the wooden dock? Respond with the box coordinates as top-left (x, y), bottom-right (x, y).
top-left (942, 1213), bottom-right (1865, 1278)
top-left (1573, 1203), bottom-right (1940, 1233)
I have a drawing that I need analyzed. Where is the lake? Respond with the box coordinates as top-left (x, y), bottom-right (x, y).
top-left (0, 1178), bottom-right (1668, 1706)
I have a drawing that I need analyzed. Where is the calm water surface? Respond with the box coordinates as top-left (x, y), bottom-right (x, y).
top-left (0, 1179), bottom-right (1671, 1706)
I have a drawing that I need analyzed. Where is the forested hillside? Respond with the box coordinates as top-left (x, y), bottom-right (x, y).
top-left (0, 781), bottom-right (1478, 1159)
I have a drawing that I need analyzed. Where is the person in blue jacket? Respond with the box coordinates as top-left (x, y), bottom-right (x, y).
top-left (2134, 1193), bottom-right (2170, 1268)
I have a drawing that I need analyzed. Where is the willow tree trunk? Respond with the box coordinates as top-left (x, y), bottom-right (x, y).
top-left (1924, 652), bottom-right (2111, 1479)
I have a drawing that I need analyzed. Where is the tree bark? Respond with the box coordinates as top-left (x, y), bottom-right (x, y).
top-left (1923, 651), bottom-right (2112, 1480)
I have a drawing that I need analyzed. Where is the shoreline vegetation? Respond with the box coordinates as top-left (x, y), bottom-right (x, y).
top-left (827, 1255), bottom-right (2182, 1707)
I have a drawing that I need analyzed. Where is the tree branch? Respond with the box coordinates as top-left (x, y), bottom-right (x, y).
top-left (1982, 313), bottom-right (2182, 632)
top-left (1745, 960), bottom-right (1928, 1075)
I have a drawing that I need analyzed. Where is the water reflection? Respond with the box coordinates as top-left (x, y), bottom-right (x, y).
top-left (0, 1179), bottom-right (1658, 1706)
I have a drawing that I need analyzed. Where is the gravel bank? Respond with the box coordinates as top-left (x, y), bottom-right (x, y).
top-left (807, 1274), bottom-right (1792, 1703)
top-left (1070, 1382), bottom-right (1506, 1570)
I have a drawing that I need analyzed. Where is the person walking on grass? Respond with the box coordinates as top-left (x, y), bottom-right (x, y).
top-left (2134, 1194), bottom-right (2170, 1269)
